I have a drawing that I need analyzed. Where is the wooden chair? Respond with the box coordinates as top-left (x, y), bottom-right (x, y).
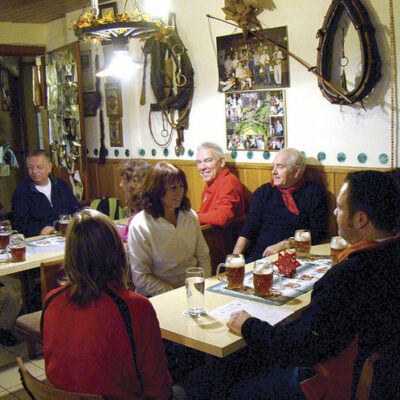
top-left (355, 340), bottom-right (399, 400)
top-left (15, 258), bottom-right (66, 359)
top-left (16, 357), bottom-right (105, 400)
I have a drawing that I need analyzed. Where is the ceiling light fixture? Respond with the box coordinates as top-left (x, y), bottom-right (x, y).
top-left (73, 0), bottom-right (162, 79)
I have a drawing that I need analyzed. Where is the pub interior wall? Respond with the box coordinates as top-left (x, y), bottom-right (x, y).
top-left (1, 0), bottom-right (399, 171)
top-left (81, 0), bottom-right (400, 169)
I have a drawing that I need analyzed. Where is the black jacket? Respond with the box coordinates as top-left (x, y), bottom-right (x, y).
top-left (11, 176), bottom-right (79, 237)
top-left (242, 238), bottom-right (400, 399)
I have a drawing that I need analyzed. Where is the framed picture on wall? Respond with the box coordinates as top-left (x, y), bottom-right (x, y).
top-left (99, 2), bottom-right (117, 19)
top-left (226, 90), bottom-right (286, 151)
top-left (109, 117), bottom-right (123, 147)
top-left (217, 26), bottom-right (290, 93)
top-left (105, 82), bottom-right (123, 117)
top-left (82, 91), bottom-right (98, 117)
top-left (80, 49), bottom-right (94, 91)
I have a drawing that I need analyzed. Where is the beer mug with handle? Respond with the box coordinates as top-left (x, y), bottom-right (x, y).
top-left (7, 233), bottom-right (26, 262)
top-left (0, 221), bottom-right (16, 251)
top-left (330, 236), bottom-right (347, 265)
top-left (53, 214), bottom-right (72, 236)
top-left (253, 258), bottom-right (282, 297)
top-left (294, 229), bottom-right (311, 259)
top-left (216, 254), bottom-right (245, 290)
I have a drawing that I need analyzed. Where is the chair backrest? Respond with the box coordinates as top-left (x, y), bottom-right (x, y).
top-left (16, 357), bottom-right (105, 400)
top-left (40, 258), bottom-right (67, 306)
top-left (90, 197), bottom-right (123, 220)
top-left (355, 340), bottom-right (400, 400)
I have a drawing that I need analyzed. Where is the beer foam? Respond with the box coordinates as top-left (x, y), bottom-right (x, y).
top-left (254, 259), bottom-right (273, 274)
top-left (331, 236), bottom-right (347, 249)
top-left (254, 266), bottom-right (272, 275)
top-left (228, 258), bottom-right (244, 267)
top-left (295, 231), bottom-right (311, 241)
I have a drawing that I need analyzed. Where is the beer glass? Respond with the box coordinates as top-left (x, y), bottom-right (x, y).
top-left (53, 214), bottom-right (72, 236)
top-left (0, 221), bottom-right (15, 251)
top-left (294, 229), bottom-right (311, 259)
top-left (7, 233), bottom-right (26, 262)
top-left (217, 254), bottom-right (245, 290)
top-left (330, 236), bottom-right (347, 265)
top-left (253, 259), bottom-right (282, 297)
top-left (185, 267), bottom-right (206, 317)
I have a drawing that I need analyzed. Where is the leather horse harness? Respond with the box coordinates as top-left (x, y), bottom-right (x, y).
top-left (143, 25), bottom-right (194, 155)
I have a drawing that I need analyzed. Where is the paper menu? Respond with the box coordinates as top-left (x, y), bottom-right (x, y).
top-left (209, 300), bottom-right (294, 326)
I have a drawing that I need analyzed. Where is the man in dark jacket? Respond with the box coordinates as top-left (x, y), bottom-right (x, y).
top-left (12, 149), bottom-right (79, 237)
top-left (182, 170), bottom-right (400, 400)
top-left (233, 148), bottom-right (329, 261)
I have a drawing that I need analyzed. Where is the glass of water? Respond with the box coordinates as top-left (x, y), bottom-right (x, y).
top-left (185, 267), bottom-right (206, 317)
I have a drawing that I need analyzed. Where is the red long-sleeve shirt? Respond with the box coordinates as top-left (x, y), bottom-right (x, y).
top-left (197, 168), bottom-right (245, 227)
top-left (42, 285), bottom-right (172, 400)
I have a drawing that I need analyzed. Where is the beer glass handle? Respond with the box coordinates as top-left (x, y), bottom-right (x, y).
top-left (216, 263), bottom-right (227, 283)
top-left (273, 267), bottom-right (283, 290)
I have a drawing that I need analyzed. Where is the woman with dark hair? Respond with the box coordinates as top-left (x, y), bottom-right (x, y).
top-left (128, 161), bottom-right (211, 297)
top-left (42, 209), bottom-right (172, 399)
top-left (118, 159), bottom-right (151, 242)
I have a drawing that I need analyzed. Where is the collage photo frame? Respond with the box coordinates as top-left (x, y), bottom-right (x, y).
top-left (226, 90), bottom-right (286, 151)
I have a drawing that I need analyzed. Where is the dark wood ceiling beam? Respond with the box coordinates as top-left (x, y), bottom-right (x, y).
top-left (0, 44), bottom-right (45, 56)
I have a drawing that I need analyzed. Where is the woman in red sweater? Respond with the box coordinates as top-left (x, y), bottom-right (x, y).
top-left (42, 209), bottom-right (172, 400)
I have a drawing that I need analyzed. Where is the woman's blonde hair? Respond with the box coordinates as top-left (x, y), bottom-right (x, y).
top-left (64, 209), bottom-right (129, 307)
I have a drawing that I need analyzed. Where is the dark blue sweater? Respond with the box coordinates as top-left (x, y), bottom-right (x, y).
top-left (241, 180), bottom-right (329, 261)
top-left (11, 176), bottom-right (79, 237)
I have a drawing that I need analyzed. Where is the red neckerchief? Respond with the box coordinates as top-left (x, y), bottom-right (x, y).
top-left (271, 177), bottom-right (304, 215)
top-left (337, 234), bottom-right (400, 264)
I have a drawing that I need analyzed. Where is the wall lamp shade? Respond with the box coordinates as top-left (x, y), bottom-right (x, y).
top-left (96, 47), bottom-right (140, 80)
top-left (75, 20), bottom-right (160, 79)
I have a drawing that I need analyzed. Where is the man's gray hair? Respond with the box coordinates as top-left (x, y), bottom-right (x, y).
top-left (197, 142), bottom-right (224, 160)
top-left (282, 148), bottom-right (306, 175)
top-left (27, 149), bottom-right (52, 164)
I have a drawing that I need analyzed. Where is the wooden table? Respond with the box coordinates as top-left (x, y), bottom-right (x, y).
top-left (150, 243), bottom-right (331, 358)
top-left (0, 217), bottom-right (130, 277)
top-left (0, 237), bottom-right (64, 277)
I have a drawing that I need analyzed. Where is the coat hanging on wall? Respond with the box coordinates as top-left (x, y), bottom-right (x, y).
top-left (316, 0), bottom-right (381, 105)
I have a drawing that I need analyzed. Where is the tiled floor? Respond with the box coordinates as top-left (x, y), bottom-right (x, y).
top-left (0, 339), bottom-right (46, 399)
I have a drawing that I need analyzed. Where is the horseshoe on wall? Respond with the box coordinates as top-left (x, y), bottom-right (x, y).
top-left (316, 0), bottom-right (381, 105)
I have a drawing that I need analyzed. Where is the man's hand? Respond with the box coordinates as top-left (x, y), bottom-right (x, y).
top-left (226, 310), bottom-right (252, 335)
top-left (40, 226), bottom-right (55, 236)
top-left (263, 240), bottom-right (286, 257)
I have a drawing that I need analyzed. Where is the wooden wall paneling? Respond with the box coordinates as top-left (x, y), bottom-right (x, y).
top-left (334, 172), bottom-right (348, 197)
top-left (191, 166), bottom-right (206, 211)
top-left (87, 160), bottom-right (100, 200)
top-left (84, 158), bottom-right (388, 240)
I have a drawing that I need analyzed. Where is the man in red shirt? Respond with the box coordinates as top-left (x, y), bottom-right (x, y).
top-left (196, 142), bottom-right (245, 227)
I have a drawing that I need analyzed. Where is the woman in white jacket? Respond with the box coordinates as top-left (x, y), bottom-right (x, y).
top-left (128, 161), bottom-right (211, 297)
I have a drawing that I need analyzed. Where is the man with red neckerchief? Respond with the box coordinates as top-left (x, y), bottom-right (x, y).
top-left (180, 170), bottom-right (400, 400)
top-left (233, 148), bottom-right (329, 262)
